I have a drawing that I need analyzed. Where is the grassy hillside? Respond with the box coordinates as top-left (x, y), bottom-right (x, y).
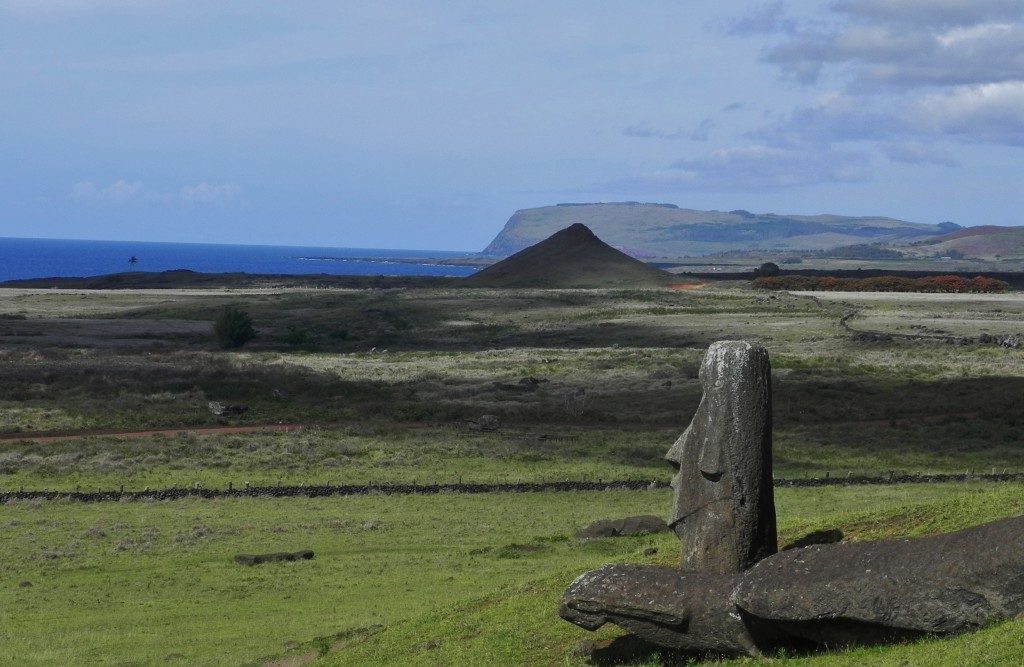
top-left (311, 484), bottom-right (1024, 666)
top-left (907, 225), bottom-right (1024, 260)
top-left (482, 203), bottom-right (950, 258)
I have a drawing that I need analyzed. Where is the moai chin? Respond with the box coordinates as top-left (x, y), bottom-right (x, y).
top-left (666, 340), bottom-right (776, 573)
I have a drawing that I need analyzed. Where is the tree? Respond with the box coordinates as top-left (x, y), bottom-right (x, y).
top-left (213, 306), bottom-right (256, 349)
top-left (756, 262), bottom-right (780, 277)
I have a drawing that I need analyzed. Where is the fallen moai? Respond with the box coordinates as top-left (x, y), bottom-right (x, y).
top-left (561, 516), bottom-right (1024, 654)
top-left (577, 515), bottom-right (670, 540)
top-left (560, 340), bottom-right (1024, 656)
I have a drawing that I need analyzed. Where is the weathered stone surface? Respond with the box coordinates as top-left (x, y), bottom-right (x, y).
top-left (559, 337), bottom-right (1024, 657)
top-left (577, 515), bottom-right (670, 539)
top-left (666, 341), bottom-right (776, 573)
top-left (561, 516), bottom-right (1024, 654)
top-left (734, 515), bottom-right (1024, 643)
top-left (559, 564), bottom-right (766, 655)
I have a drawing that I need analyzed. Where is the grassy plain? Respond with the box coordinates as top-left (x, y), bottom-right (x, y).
top-left (1, 283), bottom-right (1024, 664)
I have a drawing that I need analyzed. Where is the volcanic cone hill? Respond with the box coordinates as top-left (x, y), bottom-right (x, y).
top-left (464, 223), bottom-right (673, 288)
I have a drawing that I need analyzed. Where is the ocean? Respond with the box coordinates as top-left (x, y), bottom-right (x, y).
top-left (0, 237), bottom-right (479, 282)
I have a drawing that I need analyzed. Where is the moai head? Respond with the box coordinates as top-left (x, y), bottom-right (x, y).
top-left (666, 341), bottom-right (776, 573)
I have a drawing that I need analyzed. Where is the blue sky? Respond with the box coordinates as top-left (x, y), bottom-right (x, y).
top-left (3, 1), bottom-right (1024, 250)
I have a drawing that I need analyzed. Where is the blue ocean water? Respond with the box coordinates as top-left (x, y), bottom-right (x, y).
top-left (0, 237), bottom-right (479, 282)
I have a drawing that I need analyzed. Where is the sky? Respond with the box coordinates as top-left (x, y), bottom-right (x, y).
top-left (2, 1), bottom-right (1024, 251)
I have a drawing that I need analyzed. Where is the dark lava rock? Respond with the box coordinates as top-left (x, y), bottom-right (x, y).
top-left (666, 341), bottom-right (776, 573)
top-left (207, 401), bottom-right (248, 417)
top-left (234, 549), bottom-right (314, 566)
top-left (578, 515), bottom-right (670, 539)
top-left (734, 515), bottom-right (1024, 643)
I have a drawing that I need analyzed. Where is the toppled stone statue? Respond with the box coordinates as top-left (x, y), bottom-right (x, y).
top-left (561, 515), bottom-right (1024, 655)
top-left (577, 515), bottom-right (670, 540)
top-left (559, 339), bottom-right (1024, 656)
top-left (666, 341), bottom-right (776, 573)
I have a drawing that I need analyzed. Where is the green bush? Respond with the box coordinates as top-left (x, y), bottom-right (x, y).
top-left (283, 325), bottom-right (313, 347)
top-left (213, 306), bottom-right (257, 349)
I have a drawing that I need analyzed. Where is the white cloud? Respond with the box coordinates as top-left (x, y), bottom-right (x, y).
top-left (727, 1), bottom-right (797, 35)
top-left (179, 182), bottom-right (241, 205)
top-left (881, 142), bottom-right (961, 166)
top-left (742, 1), bottom-right (1024, 155)
top-left (690, 117), bottom-right (715, 142)
top-left (764, 4), bottom-right (1024, 89)
top-left (71, 180), bottom-right (241, 206)
top-left (71, 180), bottom-right (147, 203)
top-left (833, 0), bottom-right (1023, 28)
top-left (913, 81), bottom-right (1024, 144)
top-left (622, 122), bottom-right (682, 140)
top-left (607, 144), bottom-right (871, 192)
top-left (671, 145), bottom-right (871, 188)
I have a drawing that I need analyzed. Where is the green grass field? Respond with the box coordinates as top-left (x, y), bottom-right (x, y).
top-left (3, 483), bottom-right (1020, 666)
top-left (1, 284), bottom-right (1023, 664)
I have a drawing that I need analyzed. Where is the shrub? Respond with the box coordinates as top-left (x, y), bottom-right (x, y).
top-left (756, 262), bottom-right (781, 277)
top-left (213, 306), bottom-right (257, 349)
top-left (283, 325), bottom-right (314, 347)
top-left (753, 274), bottom-right (1009, 294)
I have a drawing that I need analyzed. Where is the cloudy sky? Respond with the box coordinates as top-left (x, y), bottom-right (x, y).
top-left (3, 1), bottom-right (1024, 250)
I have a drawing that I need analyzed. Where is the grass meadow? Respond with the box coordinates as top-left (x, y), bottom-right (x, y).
top-left (1, 284), bottom-right (1023, 664)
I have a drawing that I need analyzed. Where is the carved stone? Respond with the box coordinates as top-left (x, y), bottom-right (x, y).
top-left (559, 339), bottom-right (1024, 657)
top-left (560, 515), bottom-right (1024, 655)
top-left (666, 340), bottom-right (776, 573)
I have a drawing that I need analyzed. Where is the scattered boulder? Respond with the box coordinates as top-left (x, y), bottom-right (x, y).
top-left (577, 515), bottom-right (669, 540)
top-left (980, 333), bottom-right (1022, 348)
top-left (233, 550), bottom-right (314, 566)
top-left (208, 401), bottom-right (248, 417)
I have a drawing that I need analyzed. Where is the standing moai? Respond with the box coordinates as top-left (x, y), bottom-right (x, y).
top-left (666, 340), bottom-right (776, 573)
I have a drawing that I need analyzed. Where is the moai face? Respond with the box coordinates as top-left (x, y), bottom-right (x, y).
top-left (665, 341), bottom-right (777, 573)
